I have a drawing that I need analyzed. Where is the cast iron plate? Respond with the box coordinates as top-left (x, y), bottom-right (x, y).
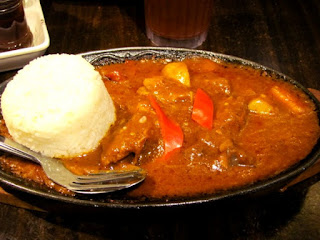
top-left (0, 47), bottom-right (319, 209)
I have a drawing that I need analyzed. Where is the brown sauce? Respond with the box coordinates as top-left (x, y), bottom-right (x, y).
top-left (0, 57), bottom-right (319, 199)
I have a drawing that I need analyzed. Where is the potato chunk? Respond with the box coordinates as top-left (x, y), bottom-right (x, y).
top-left (248, 97), bottom-right (274, 114)
top-left (162, 62), bottom-right (190, 87)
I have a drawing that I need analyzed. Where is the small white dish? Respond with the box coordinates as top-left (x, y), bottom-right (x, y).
top-left (0, 0), bottom-right (50, 72)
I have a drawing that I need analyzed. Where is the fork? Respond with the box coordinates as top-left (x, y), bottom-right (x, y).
top-left (0, 136), bottom-right (146, 194)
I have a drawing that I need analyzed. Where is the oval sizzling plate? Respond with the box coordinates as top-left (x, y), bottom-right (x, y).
top-left (0, 47), bottom-right (319, 209)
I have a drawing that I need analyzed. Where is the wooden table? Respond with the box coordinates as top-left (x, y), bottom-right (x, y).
top-left (0, 0), bottom-right (320, 239)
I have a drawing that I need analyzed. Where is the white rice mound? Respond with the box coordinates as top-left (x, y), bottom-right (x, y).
top-left (1, 54), bottom-right (116, 158)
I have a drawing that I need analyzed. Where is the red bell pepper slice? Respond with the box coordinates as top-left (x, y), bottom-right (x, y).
top-left (192, 88), bottom-right (214, 129)
top-left (149, 95), bottom-right (184, 159)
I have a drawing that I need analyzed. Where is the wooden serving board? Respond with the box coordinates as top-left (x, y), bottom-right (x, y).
top-left (0, 187), bottom-right (45, 211)
top-left (0, 159), bottom-right (319, 211)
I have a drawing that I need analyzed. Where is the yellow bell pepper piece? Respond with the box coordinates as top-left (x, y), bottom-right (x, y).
top-left (162, 62), bottom-right (190, 87)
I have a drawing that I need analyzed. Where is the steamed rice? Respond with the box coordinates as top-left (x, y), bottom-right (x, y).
top-left (1, 54), bottom-right (116, 158)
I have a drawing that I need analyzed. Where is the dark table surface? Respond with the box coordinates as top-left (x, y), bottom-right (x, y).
top-left (0, 0), bottom-right (320, 239)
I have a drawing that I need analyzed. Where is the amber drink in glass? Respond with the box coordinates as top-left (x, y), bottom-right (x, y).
top-left (0, 0), bottom-right (33, 52)
top-left (144, 0), bottom-right (213, 48)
